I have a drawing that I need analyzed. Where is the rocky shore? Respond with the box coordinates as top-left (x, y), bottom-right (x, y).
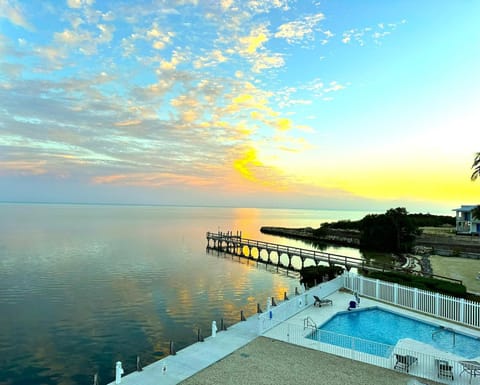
top-left (260, 226), bottom-right (360, 246)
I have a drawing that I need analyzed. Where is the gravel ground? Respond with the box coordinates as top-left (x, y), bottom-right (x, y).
top-left (179, 337), bottom-right (443, 385)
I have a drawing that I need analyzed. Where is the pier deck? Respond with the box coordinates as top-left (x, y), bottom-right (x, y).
top-left (206, 231), bottom-right (388, 272)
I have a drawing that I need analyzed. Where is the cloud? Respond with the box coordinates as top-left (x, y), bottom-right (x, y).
top-left (233, 148), bottom-right (265, 183)
top-left (158, 50), bottom-right (188, 71)
top-left (115, 120), bottom-right (142, 127)
top-left (274, 78), bottom-right (347, 109)
top-left (341, 20), bottom-right (406, 46)
top-left (0, 160), bottom-right (47, 176)
top-left (238, 24), bottom-right (270, 55)
top-left (194, 49), bottom-right (228, 68)
top-left (0, 0), bottom-right (374, 205)
top-left (246, 0), bottom-right (290, 14)
top-left (220, 0), bottom-right (233, 11)
top-left (0, 0), bottom-right (34, 30)
top-left (92, 172), bottom-right (214, 188)
top-left (276, 118), bottom-right (291, 131)
top-left (53, 22), bottom-right (115, 55)
top-left (275, 13), bottom-right (325, 44)
top-left (252, 52), bottom-right (284, 73)
top-left (67, 0), bottom-right (95, 9)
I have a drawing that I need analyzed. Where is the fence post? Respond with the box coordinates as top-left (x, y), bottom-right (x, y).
top-left (375, 279), bottom-right (380, 299)
top-left (435, 292), bottom-right (440, 317)
top-left (459, 298), bottom-right (465, 324)
top-left (394, 283), bottom-right (398, 305)
top-left (351, 338), bottom-right (355, 360)
top-left (413, 287), bottom-right (418, 311)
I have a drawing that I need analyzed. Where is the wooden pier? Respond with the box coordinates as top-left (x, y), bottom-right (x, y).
top-left (206, 231), bottom-right (388, 272)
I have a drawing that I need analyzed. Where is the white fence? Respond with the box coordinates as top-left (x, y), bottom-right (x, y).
top-left (272, 321), bottom-right (476, 385)
top-left (343, 272), bottom-right (480, 329)
top-left (256, 273), bottom-right (480, 384)
top-left (257, 275), bottom-right (343, 334)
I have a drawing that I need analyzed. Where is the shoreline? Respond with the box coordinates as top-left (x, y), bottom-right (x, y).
top-left (261, 226), bottom-right (480, 259)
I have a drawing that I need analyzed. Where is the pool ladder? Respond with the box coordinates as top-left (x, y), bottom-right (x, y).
top-left (304, 316), bottom-right (317, 330)
top-left (432, 326), bottom-right (444, 339)
top-left (432, 326), bottom-right (456, 346)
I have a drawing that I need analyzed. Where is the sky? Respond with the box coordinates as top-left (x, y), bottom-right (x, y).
top-left (1, 0), bottom-right (479, 214)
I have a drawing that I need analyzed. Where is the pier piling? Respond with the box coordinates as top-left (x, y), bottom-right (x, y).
top-left (169, 341), bottom-right (176, 355)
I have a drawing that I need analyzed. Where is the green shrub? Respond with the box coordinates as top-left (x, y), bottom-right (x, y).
top-left (300, 265), bottom-right (344, 288)
top-left (366, 271), bottom-right (467, 298)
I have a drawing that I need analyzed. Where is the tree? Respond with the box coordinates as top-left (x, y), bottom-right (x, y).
top-left (359, 207), bottom-right (419, 253)
top-left (472, 205), bottom-right (480, 221)
top-left (472, 152), bottom-right (480, 181)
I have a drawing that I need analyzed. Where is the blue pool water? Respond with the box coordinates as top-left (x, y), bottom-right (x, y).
top-left (307, 307), bottom-right (480, 358)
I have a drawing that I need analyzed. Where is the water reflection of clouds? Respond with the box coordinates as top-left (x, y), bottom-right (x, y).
top-left (1, 205), bottom-right (304, 384)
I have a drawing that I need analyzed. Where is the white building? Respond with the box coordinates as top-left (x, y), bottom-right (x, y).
top-left (453, 205), bottom-right (480, 234)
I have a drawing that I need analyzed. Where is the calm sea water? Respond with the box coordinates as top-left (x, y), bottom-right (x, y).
top-left (0, 204), bottom-right (369, 385)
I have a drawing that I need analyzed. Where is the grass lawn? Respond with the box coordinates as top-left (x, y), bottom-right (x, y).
top-left (429, 255), bottom-right (480, 294)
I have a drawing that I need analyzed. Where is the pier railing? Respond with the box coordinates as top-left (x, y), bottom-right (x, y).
top-left (206, 231), bottom-right (393, 272)
top-left (343, 273), bottom-right (480, 329)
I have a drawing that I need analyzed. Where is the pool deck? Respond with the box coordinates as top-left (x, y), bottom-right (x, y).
top-left (108, 291), bottom-right (480, 385)
top-left (264, 291), bottom-right (479, 358)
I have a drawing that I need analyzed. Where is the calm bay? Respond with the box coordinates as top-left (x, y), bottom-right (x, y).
top-left (0, 204), bottom-right (370, 385)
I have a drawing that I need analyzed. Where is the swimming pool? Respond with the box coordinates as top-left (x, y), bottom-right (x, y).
top-left (307, 307), bottom-right (480, 358)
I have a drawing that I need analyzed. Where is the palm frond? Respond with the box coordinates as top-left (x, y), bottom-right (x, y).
top-left (471, 152), bottom-right (480, 181)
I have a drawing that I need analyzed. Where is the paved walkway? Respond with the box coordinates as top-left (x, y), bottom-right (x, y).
top-left (107, 314), bottom-right (259, 385)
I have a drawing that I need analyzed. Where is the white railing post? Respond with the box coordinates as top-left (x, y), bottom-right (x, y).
top-left (413, 287), bottom-right (418, 311)
top-left (435, 292), bottom-right (440, 316)
top-left (375, 279), bottom-right (380, 300)
top-left (115, 361), bottom-right (124, 384)
top-left (394, 283), bottom-right (398, 305)
top-left (211, 320), bottom-right (217, 337)
top-left (351, 338), bottom-right (355, 360)
top-left (460, 298), bottom-right (465, 324)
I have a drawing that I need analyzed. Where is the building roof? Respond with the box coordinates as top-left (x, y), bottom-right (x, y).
top-left (453, 205), bottom-right (479, 212)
